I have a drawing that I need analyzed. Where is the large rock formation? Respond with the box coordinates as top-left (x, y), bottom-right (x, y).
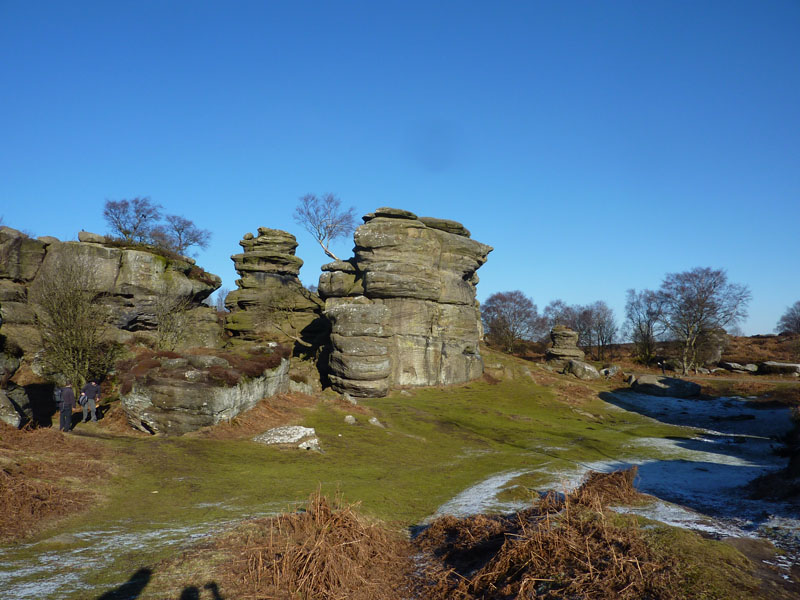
top-left (224, 227), bottom-right (325, 346)
top-left (121, 352), bottom-right (290, 435)
top-left (318, 208), bottom-right (492, 397)
top-left (0, 226), bottom-right (222, 380)
top-left (545, 326), bottom-right (585, 369)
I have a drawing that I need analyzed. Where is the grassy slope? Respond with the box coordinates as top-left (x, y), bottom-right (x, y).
top-left (2, 349), bottom-right (779, 598)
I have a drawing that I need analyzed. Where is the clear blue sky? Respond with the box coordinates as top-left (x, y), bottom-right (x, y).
top-left (2, 1), bottom-right (798, 336)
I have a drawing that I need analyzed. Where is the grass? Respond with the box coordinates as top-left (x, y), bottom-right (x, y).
top-left (0, 349), bottom-right (790, 598)
top-left (139, 469), bottom-right (769, 600)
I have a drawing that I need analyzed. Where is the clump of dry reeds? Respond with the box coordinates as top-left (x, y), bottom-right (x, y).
top-left (215, 489), bottom-right (414, 600)
top-left (415, 467), bottom-right (680, 600)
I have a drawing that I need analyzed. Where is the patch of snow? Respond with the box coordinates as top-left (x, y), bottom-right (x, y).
top-left (429, 470), bottom-right (530, 520)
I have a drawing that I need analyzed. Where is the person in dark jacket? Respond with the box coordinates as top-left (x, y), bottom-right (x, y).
top-left (80, 380), bottom-right (101, 422)
top-left (58, 382), bottom-right (75, 432)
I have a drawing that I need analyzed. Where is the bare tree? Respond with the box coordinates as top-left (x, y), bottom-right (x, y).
top-left (481, 291), bottom-right (546, 352)
top-left (293, 194), bottom-right (356, 261)
top-left (154, 285), bottom-right (193, 351)
top-left (162, 214), bottom-right (211, 255)
top-left (588, 301), bottom-right (617, 361)
top-left (214, 287), bottom-right (230, 313)
top-left (623, 289), bottom-right (665, 365)
top-left (657, 267), bottom-right (750, 374)
top-left (777, 301), bottom-right (800, 335)
top-left (29, 257), bottom-right (118, 387)
top-left (253, 285), bottom-right (321, 348)
top-left (103, 197), bottom-right (162, 243)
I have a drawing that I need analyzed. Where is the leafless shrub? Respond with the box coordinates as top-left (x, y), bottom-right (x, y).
top-left (29, 255), bottom-right (119, 387)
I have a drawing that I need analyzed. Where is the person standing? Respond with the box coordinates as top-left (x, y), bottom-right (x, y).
top-left (58, 382), bottom-right (75, 432)
top-left (80, 380), bottom-right (101, 423)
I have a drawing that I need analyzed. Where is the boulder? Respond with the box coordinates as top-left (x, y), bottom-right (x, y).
top-left (758, 362), bottom-right (800, 375)
top-left (545, 326), bottom-right (585, 369)
top-left (78, 230), bottom-right (106, 243)
top-left (565, 360), bottom-right (600, 381)
top-left (121, 357), bottom-right (289, 435)
top-left (0, 228), bottom-right (47, 281)
top-left (320, 208), bottom-right (492, 397)
top-left (253, 425), bottom-right (320, 451)
top-left (0, 384), bottom-right (31, 427)
top-left (600, 365), bottom-right (620, 379)
top-left (0, 389), bottom-right (21, 428)
top-left (0, 352), bottom-right (20, 384)
top-left (719, 361), bottom-right (744, 371)
top-left (631, 374), bottom-right (701, 398)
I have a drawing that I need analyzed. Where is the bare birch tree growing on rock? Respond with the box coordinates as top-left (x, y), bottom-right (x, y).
top-left (293, 194), bottom-right (356, 261)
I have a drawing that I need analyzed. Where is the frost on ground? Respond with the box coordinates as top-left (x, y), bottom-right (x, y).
top-left (0, 506), bottom-right (282, 600)
top-left (432, 391), bottom-right (799, 579)
top-left (428, 469), bottom-right (531, 520)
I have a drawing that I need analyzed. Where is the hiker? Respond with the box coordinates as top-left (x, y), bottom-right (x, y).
top-left (56, 382), bottom-right (76, 432)
top-left (80, 379), bottom-right (101, 423)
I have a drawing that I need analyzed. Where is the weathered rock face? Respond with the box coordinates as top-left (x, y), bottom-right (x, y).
top-left (0, 385), bottom-right (31, 428)
top-left (545, 326), bottom-right (585, 369)
top-left (0, 226), bottom-right (223, 378)
top-left (121, 356), bottom-right (290, 435)
top-left (758, 361), bottom-right (800, 376)
top-left (224, 228), bottom-right (325, 346)
top-left (318, 208), bottom-right (492, 397)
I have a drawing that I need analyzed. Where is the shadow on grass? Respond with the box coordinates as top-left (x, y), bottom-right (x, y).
top-left (597, 388), bottom-right (799, 526)
top-left (95, 568), bottom-right (225, 600)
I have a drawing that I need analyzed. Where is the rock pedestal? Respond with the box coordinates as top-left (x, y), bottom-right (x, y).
top-left (545, 326), bottom-right (585, 369)
top-left (224, 228), bottom-right (325, 345)
top-left (318, 208), bottom-right (492, 397)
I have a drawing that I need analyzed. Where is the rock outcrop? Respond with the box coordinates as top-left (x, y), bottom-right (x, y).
top-left (121, 354), bottom-right (290, 435)
top-left (0, 226), bottom-right (223, 369)
top-left (758, 361), bottom-right (800, 376)
top-left (545, 326), bottom-right (585, 369)
top-left (224, 228), bottom-right (325, 346)
top-left (318, 208), bottom-right (492, 397)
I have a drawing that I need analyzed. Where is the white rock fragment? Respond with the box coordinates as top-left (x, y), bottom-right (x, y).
top-left (344, 415), bottom-right (357, 425)
top-left (253, 425), bottom-right (317, 446)
top-left (368, 416), bottom-right (385, 428)
top-left (298, 438), bottom-right (321, 451)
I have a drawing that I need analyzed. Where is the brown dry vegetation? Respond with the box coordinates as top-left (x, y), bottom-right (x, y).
top-left (116, 345), bottom-right (291, 395)
top-left (415, 468), bottom-right (683, 600)
top-left (0, 424), bottom-right (112, 540)
top-left (161, 490), bottom-right (415, 600)
top-left (154, 469), bottom-right (764, 600)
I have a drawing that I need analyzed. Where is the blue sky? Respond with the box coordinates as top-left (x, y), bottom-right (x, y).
top-left (1, 1), bottom-right (798, 336)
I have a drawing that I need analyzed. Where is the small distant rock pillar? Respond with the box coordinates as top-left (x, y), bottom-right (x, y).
top-left (545, 326), bottom-right (585, 370)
